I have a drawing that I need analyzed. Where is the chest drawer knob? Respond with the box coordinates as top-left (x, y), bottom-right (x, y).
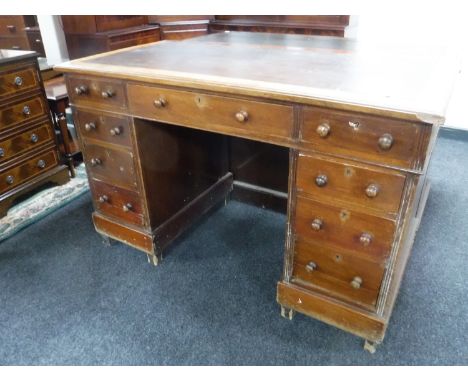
top-left (315, 174), bottom-right (328, 187)
top-left (22, 105), bottom-right (31, 116)
top-left (310, 218), bottom-right (323, 231)
top-left (84, 122), bottom-right (96, 132)
top-left (153, 97), bottom-right (167, 108)
top-left (110, 126), bottom-right (122, 136)
top-left (98, 195), bottom-right (109, 203)
top-left (11, 46), bottom-right (21, 50)
top-left (348, 121), bottom-right (360, 130)
top-left (30, 133), bottom-right (39, 143)
top-left (305, 261), bottom-right (317, 272)
top-left (14, 76), bottom-right (23, 87)
top-left (351, 276), bottom-right (362, 289)
top-left (316, 122), bottom-right (330, 137)
top-left (6, 25), bottom-right (16, 32)
top-left (6, 175), bottom-right (14, 185)
top-left (378, 133), bottom-right (394, 150)
top-left (90, 158), bottom-right (102, 167)
top-left (235, 110), bottom-right (249, 123)
top-left (37, 159), bottom-right (46, 169)
top-left (74, 85), bottom-right (88, 95)
top-left (359, 232), bottom-right (373, 246)
top-left (0, 148), bottom-right (4, 157)
top-left (122, 203), bottom-right (133, 212)
top-left (365, 183), bottom-right (379, 198)
top-left (101, 90), bottom-right (115, 98)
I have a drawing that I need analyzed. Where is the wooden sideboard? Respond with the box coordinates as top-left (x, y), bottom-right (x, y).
top-left (0, 50), bottom-right (69, 217)
top-left (55, 32), bottom-right (456, 352)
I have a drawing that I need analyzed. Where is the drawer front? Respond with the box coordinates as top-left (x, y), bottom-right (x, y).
top-left (0, 149), bottom-right (58, 193)
top-left (0, 36), bottom-right (29, 50)
top-left (127, 84), bottom-right (294, 140)
top-left (0, 122), bottom-right (54, 163)
top-left (0, 95), bottom-right (48, 132)
top-left (301, 106), bottom-right (426, 170)
top-left (90, 179), bottom-right (145, 227)
top-left (0, 16), bottom-right (26, 35)
top-left (296, 153), bottom-right (406, 216)
top-left (67, 76), bottom-right (126, 110)
top-left (0, 65), bottom-right (40, 99)
top-left (294, 196), bottom-right (396, 262)
top-left (83, 144), bottom-right (138, 190)
top-left (292, 239), bottom-right (384, 309)
top-left (75, 109), bottom-right (132, 148)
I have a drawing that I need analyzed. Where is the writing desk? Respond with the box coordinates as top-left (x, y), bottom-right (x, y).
top-left (55, 32), bottom-right (456, 352)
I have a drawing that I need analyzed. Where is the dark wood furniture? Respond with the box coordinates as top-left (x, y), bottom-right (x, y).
top-left (0, 49), bottom-right (69, 217)
top-left (56, 32), bottom-right (455, 351)
top-left (61, 16), bottom-right (161, 59)
top-left (0, 16), bottom-right (45, 56)
top-left (147, 16), bottom-right (213, 41)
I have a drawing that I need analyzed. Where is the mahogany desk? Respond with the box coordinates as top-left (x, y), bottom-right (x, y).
top-left (55, 32), bottom-right (457, 352)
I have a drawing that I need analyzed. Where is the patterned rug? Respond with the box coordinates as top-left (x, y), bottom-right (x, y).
top-left (0, 164), bottom-right (89, 243)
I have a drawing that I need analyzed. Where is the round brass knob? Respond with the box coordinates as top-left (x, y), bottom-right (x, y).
top-left (359, 232), bottom-right (373, 246)
top-left (14, 76), bottom-right (23, 87)
top-left (90, 158), bottom-right (101, 167)
top-left (30, 133), bottom-right (39, 143)
top-left (315, 174), bottom-right (328, 187)
top-left (122, 203), bottom-right (133, 212)
top-left (153, 97), bottom-right (167, 108)
top-left (74, 85), bottom-right (88, 95)
top-left (22, 105), bottom-right (31, 116)
top-left (351, 276), bottom-right (362, 289)
top-left (378, 133), bottom-right (394, 150)
top-left (235, 110), bottom-right (249, 123)
top-left (316, 122), bottom-right (330, 138)
top-left (110, 126), bottom-right (122, 136)
top-left (365, 184), bottom-right (379, 198)
top-left (305, 261), bottom-right (317, 272)
top-left (0, 148), bottom-right (5, 157)
top-left (311, 218), bottom-right (323, 231)
top-left (101, 90), bottom-right (114, 98)
top-left (98, 195), bottom-right (109, 203)
top-left (37, 159), bottom-right (46, 169)
top-left (6, 175), bottom-right (14, 185)
top-left (84, 122), bottom-right (96, 132)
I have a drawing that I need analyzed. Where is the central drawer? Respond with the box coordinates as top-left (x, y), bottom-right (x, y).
top-left (127, 84), bottom-right (294, 140)
top-left (0, 95), bottom-right (48, 132)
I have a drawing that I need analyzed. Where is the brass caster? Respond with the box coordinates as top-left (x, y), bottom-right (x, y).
top-left (146, 253), bottom-right (159, 267)
top-left (364, 340), bottom-right (379, 354)
top-left (280, 306), bottom-right (295, 320)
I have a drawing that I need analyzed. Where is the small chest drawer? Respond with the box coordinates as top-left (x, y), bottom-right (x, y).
top-left (294, 196), bottom-right (396, 262)
top-left (90, 179), bottom-right (146, 227)
top-left (75, 109), bottom-right (132, 148)
top-left (67, 76), bottom-right (126, 110)
top-left (0, 95), bottom-right (48, 132)
top-left (292, 239), bottom-right (385, 309)
top-left (0, 65), bottom-right (40, 99)
top-left (83, 143), bottom-right (138, 191)
top-left (0, 122), bottom-right (54, 163)
top-left (0, 16), bottom-right (26, 35)
top-left (296, 153), bottom-right (406, 216)
top-left (127, 84), bottom-right (294, 140)
top-left (301, 106), bottom-right (428, 170)
top-left (0, 36), bottom-right (29, 50)
top-left (0, 149), bottom-right (58, 193)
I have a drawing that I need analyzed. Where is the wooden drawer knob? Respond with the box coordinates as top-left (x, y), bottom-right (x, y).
top-left (110, 126), bottom-right (122, 136)
top-left (74, 85), bottom-right (88, 95)
top-left (5, 175), bottom-right (14, 185)
top-left (101, 90), bottom-right (115, 98)
top-left (6, 25), bottom-right (16, 32)
top-left (90, 158), bottom-right (101, 167)
top-left (122, 203), bottom-right (133, 212)
top-left (0, 148), bottom-right (4, 157)
top-left (315, 174), bottom-right (328, 187)
top-left (235, 110), bottom-right (248, 123)
top-left (351, 276), bottom-right (362, 289)
top-left (311, 218), bottom-right (323, 231)
top-left (316, 122), bottom-right (330, 138)
top-left (305, 261), bottom-right (317, 272)
top-left (378, 133), bottom-right (394, 150)
top-left (22, 105), bottom-right (31, 116)
top-left (153, 97), bottom-right (167, 108)
top-left (37, 159), bottom-right (46, 169)
top-left (359, 232), bottom-right (373, 246)
top-left (98, 195), bottom-right (109, 203)
top-left (30, 133), bottom-right (39, 143)
top-left (14, 76), bottom-right (23, 87)
top-left (365, 184), bottom-right (379, 198)
top-left (84, 122), bottom-right (96, 132)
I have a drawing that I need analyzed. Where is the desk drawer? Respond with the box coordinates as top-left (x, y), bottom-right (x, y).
top-left (127, 84), bottom-right (294, 140)
top-left (0, 122), bottom-right (54, 163)
top-left (90, 179), bottom-right (146, 227)
top-left (0, 149), bottom-right (58, 193)
top-left (296, 153), bottom-right (406, 216)
top-left (0, 64), bottom-right (40, 99)
top-left (83, 143), bottom-right (138, 191)
top-left (292, 239), bottom-right (385, 309)
top-left (0, 95), bottom-right (48, 132)
top-left (67, 76), bottom-right (126, 110)
top-left (301, 106), bottom-right (427, 170)
top-left (294, 196), bottom-right (396, 262)
top-left (75, 109), bottom-right (132, 148)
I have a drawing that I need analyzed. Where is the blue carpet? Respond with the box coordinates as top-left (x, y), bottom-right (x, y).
top-left (0, 136), bottom-right (467, 365)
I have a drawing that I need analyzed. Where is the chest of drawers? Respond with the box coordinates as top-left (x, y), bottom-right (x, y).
top-left (0, 50), bottom-right (69, 217)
